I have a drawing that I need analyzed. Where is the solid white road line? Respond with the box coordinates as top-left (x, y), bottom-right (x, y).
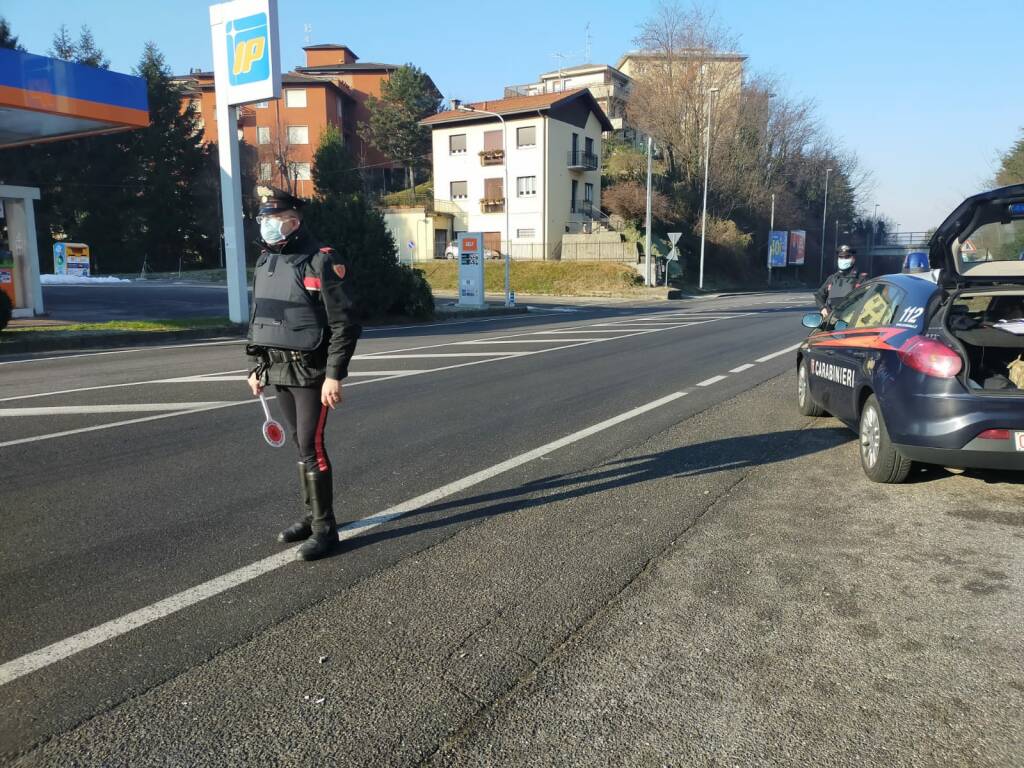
top-left (729, 364), bottom-right (755, 373)
top-left (0, 402), bottom-right (240, 417)
top-left (531, 329), bottom-right (631, 335)
top-left (0, 389), bottom-right (688, 688)
top-left (351, 352), bottom-right (528, 359)
top-left (453, 338), bottom-right (610, 344)
top-left (755, 342), bottom-right (803, 363)
top-left (0, 369), bottom-right (249, 402)
top-left (697, 375), bottom-right (728, 387)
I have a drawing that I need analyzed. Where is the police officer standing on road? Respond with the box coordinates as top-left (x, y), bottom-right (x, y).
top-left (815, 245), bottom-right (866, 316)
top-left (246, 187), bottom-right (361, 561)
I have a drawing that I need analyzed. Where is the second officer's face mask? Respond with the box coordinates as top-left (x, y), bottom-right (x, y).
top-left (838, 257), bottom-right (854, 271)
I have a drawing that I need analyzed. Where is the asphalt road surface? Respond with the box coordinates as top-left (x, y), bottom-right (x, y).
top-left (41, 281), bottom-right (245, 321)
top-left (1, 292), bottom-right (1020, 766)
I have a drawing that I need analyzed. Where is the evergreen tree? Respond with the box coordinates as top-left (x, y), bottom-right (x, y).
top-left (995, 129), bottom-right (1024, 187)
top-left (0, 17), bottom-right (25, 51)
top-left (75, 26), bottom-right (109, 68)
top-left (359, 65), bottom-right (441, 190)
top-left (305, 127), bottom-right (433, 318)
top-left (121, 42), bottom-right (207, 272)
top-left (49, 24), bottom-right (75, 60)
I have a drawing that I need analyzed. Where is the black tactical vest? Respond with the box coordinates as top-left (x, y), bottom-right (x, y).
top-left (827, 272), bottom-right (860, 307)
top-left (248, 252), bottom-right (325, 351)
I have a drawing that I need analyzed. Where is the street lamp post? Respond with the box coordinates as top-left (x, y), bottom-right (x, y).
top-left (767, 192), bottom-right (775, 287)
top-left (454, 101), bottom-right (512, 307)
top-left (818, 167), bottom-right (832, 283)
top-left (644, 135), bottom-right (653, 286)
top-left (698, 87), bottom-right (720, 291)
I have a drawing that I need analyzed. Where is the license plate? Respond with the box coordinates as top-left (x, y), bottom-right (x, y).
top-left (1016, 432), bottom-right (1024, 452)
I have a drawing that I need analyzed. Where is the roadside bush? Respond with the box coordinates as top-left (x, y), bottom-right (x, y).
top-left (698, 216), bottom-right (753, 276)
top-left (306, 125), bottom-right (436, 320)
top-left (0, 291), bottom-right (11, 332)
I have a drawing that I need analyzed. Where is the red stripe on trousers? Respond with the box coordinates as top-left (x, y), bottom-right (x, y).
top-left (314, 404), bottom-right (329, 472)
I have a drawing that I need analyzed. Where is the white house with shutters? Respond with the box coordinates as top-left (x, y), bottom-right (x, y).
top-left (421, 88), bottom-right (613, 260)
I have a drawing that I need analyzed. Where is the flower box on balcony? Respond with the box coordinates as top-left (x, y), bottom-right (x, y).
top-left (479, 149), bottom-right (505, 166)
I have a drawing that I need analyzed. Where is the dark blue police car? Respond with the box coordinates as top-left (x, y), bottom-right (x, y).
top-left (797, 184), bottom-right (1024, 482)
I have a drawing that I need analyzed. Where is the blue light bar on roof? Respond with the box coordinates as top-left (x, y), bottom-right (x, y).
top-left (1010, 202), bottom-right (1024, 217)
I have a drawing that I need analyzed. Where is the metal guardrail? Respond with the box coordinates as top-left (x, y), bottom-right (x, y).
top-left (878, 231), bottom-right (931, 248)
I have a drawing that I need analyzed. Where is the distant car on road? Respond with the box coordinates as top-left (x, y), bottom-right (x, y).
top-left (441, 244), bottom-right (501, 260)
top-left (796, 184), bottom-right (1024, 482)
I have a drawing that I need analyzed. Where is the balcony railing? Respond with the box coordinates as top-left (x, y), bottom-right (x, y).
top-left (479, 149), bottom-right (504, 166)
top-left (567, 149), bottom-right (599, 170)
top-left (480, 197), bottom-right (506, 213)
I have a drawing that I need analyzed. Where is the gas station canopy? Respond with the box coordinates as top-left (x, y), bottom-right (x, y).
top-left (0, 48), bottom-right (149, 148)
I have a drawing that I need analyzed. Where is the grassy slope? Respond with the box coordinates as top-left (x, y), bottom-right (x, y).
top-left (414, 261), bottom-right (643, 296)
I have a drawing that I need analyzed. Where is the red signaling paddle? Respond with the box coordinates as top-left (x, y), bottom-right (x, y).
top-left (258, 392), bottom-right (286, 448)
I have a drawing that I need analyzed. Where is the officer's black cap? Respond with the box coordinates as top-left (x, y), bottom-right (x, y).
top-left (256, 186), bottom-right (305, 216)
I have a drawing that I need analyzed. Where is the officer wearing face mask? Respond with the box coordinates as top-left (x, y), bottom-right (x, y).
top-left (246, 186), bottom-right (361, 560)
top-left (815, 245), bottom-right (865, 316)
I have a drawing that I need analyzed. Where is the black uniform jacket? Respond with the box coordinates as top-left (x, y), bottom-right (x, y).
top-left (814, 269), bottom-right (867, 310)
top-left (247, 227), bottom-right (362, 387)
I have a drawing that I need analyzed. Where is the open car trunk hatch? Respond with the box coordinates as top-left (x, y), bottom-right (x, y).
top-left (929, 184), bottom-right (1024, 288)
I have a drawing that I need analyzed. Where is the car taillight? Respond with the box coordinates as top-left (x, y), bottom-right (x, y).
top-left (977, 429), bottom-right (1010, 440)
top-left (898, 336), bottom-right (963, 378)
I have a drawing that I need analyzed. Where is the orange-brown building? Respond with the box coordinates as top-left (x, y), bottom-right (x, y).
top-left (174, 44), bottom-right (439, 198)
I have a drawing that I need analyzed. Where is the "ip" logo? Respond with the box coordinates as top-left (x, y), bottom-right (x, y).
top-left (226, 12), bottom-right (270, 86)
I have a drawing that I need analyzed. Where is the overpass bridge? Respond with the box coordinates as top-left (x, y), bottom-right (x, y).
top-left (863, 231), bottom-right (932, 276)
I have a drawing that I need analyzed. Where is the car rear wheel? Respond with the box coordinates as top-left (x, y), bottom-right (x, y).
top-left (797, 360), bottom-right (825, 417)
top-left (859, 395), bottom-right (912, 483)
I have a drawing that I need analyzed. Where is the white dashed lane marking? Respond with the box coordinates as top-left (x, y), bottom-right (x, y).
top-left (729, 364), bottom-right (755, 373)
top-left (697, 375), bottom-right (728, 387)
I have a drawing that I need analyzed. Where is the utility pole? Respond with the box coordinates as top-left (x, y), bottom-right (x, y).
top-left (644, 135), bottom-right (653, 286)
top-left (698, 87), bottom-right (719, 291)
top-left (818, 167), bottom-right (832, 283)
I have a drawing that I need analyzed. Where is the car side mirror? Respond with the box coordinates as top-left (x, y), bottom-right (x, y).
top-left (802, 312), bottom-right (823, 329)
top-left (834, 320), bottom-right (849, 331)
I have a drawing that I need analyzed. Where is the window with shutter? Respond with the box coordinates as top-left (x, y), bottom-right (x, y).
top-left (483, 130), bottom-right (502, 151)
top-left (517, 126), bottom-right (536, 147)
top-left (449, 134), bottom-right (467, 154)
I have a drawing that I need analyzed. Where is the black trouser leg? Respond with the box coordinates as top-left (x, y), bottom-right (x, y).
top-left (274, 385), bottom-right (335, 549)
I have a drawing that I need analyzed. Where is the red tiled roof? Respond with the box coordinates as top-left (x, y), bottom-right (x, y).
top-left (422, 88), bottom-right (611, 129)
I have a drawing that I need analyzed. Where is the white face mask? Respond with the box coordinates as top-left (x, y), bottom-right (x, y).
top-left (260, 218), bottom-right (285, 244)
top-left (260, 216), bottom-right (298, 245)
top-left (838, 257), bottom-right (854, 271)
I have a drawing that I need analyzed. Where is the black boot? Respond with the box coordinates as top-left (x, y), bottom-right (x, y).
top-left (278, 463), bottom-right (313, 543)
top-left (296, 467), bottom-right (339, 561)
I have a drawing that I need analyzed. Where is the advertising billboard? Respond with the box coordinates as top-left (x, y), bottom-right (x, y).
top-left (768, 231), bottom-right (788, 268)
top-left (788, 230), bottom-right (807, 266)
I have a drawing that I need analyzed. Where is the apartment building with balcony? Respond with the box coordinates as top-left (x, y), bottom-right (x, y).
top-left (617, 49), bottom-right (747, 102)
top-left (504, 64), bottom-right (632, 137)
top-left (421, 89), bottom-right (613, 261)
top-left (174, 44), bottom-right (440, 197)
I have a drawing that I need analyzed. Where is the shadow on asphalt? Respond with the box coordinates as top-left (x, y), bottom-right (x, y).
top-left (328, 426), bottom-right (853, 559)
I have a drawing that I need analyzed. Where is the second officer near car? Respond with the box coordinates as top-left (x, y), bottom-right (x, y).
top-left (246, 186), bottom-right (362, 561)
top-left (815, 245), bottom-right (866, 315)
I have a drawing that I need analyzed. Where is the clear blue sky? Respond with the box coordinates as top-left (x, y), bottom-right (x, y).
top-left (7, 0), bottom-right (1022, 231)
